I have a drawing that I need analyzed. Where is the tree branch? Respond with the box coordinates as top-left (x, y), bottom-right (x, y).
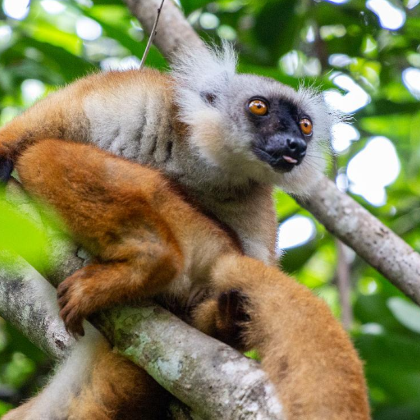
top-left (295, 178), bottom-right (420, 304)
top-left (123, 0), bottom-right (420, 305)
top-left (124, 0), bottom-right (205, 59)
top-left (0, 257), bottom-right (74, 360)
top-left (97, 306), bottom-right (283, 419)
top-left (335, 239), bottom-right (353, 330)
top-left (0, 182), bottom-right (283, 419)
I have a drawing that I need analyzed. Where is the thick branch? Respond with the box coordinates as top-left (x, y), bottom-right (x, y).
top-left (124, 0), bottom-right (420, 305)
top-left (0, 182), bottom-right (283, 420)
top-left (98, 306), bottom-right (283, 419)
top-left (0, 259), bottom-right (74, 360)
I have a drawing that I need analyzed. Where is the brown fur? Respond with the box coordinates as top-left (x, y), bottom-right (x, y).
top-left (68, 342), bottom-right (169, 420)
top-left (9, 139), bottom-right (370, 419)
top-left (4, 342), bottom-right (169, 420)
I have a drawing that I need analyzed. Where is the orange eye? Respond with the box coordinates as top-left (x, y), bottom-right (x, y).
top-left (248, 99), bottom-right (268, 116)
top-left (299, 118), bottom-right (313, 136)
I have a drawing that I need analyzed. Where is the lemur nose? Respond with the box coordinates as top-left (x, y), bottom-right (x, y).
top-left (286, 138), bottom-right (307, 156)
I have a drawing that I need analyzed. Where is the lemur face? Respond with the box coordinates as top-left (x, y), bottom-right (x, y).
top-left (173, 45), bottom-right (334, 194)
top-left (201, 78), bottom-right (315, 174)
top-left (211, 73), bottom-right (332, 191)
top-left (245, 96), bottom-right (312, 173)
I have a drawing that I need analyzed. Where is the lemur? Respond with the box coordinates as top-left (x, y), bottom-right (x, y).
top-left (0, 45), bottom-right (367, 419)
top-left (6, 139), bottom-right (369, 420)
top-left (0, 44), bottom-right (332, 265)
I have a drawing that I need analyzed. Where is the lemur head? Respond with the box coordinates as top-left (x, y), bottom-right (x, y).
top-left (172, 43), bottom-right (335, 196)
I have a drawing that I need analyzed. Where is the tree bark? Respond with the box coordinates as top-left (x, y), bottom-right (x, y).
top-left (98, 306), bottom-right (283, 419)
top-left (123, 0), bottom-right (420, 306)
top-left (124, 0), bottom-right (205, 59)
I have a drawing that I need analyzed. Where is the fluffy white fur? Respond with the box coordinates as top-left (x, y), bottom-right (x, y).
top-left (172, 43), bottom-right (336, 196)
top-left (18, 328), bottom-right (104, 420)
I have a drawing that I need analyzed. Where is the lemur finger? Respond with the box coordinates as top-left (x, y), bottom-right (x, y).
top-left (57, 288), bottom-right (71, 308)
top-left (57, 278), bottom-right (72, 298)
top-left (60, 306), bottom-right (85, 337)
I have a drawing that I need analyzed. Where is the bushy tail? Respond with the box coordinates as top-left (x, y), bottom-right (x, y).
top-left (68, 336), bottom-right (169, 420)
top-left (3, 326), bottom-right (104, 420)
top-left (211, 255), bottom-right (370, 420)
top-left (4, 326), bottom-right (168, 420)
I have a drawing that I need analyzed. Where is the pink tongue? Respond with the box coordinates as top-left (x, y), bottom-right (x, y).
top-left (283, 155), bottom-right (298, 164)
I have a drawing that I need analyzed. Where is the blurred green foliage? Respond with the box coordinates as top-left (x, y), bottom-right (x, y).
top-left (0, 199), bottom-right (51, 270)
top-left (0, 0), bottom-right (419, 418)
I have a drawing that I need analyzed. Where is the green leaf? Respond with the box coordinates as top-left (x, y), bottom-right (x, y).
top-left (356, 333), bottom-right (420, 407)
top-left (0, 401), bottom-right (13, 417)
top-left (387, 297), bottom-right (420, 334)
top-left (16, 37), bottom-right (97, 82)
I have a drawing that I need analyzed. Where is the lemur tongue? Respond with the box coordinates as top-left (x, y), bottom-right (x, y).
top-left (283, 155), bottom-right (298, 164)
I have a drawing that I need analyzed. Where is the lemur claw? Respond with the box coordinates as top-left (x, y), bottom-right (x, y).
top-left (57, 278), bottom-right (86, 338)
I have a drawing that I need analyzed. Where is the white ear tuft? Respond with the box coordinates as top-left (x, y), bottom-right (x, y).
top-left (171, 42), bottom-right (237, 94)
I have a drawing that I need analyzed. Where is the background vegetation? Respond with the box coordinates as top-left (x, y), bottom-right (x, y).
top-left (0, 0), bottom-right (419, 418)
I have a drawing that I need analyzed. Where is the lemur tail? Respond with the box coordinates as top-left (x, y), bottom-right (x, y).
top-left (4, 327), bottom-right (168, 420)
top-left (3, 328), bottom-right (104, 420)
top-left (68, 334), bottom-right (169, 420)
top-left (211, 255), bottom-right (371, 420)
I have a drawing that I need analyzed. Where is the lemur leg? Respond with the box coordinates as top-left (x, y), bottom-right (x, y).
top-left (57, 242), bottom-right (182, 337)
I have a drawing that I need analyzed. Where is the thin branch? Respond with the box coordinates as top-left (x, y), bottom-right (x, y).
top-left (123, 0), bottom-right (205, 59)
top-left (139, 0), bottom-right (166, 69)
